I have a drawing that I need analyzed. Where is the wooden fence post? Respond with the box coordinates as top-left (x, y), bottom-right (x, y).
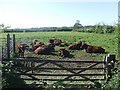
top-left (103, 56), bottom-right (107, 80)
top-left (105, 54), bottom-right (116, 81)
top-left (13, 34), bottom-right (16, 53)
top-left (7, 33), bottom-right (10, 59)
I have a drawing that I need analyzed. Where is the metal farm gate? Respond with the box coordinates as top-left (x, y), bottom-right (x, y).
top-left (10, 54), bottom-right (115, 87)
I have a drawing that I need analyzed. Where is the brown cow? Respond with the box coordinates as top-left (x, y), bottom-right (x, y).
top-left (30, 40), bottom-right (44, 51)
top-left (16, 43), bottom-right (25, 57)
top-left (68, 42), bottom-right (82, 50)
top-left (81, 43), bottom-right (105, 53)
top-left (33, 42), bottom-right (44, 50)
top-left (54, 39), bottom-right (62, 46)
top-left (34, 44), bottom-right (55, 55)
top-left (49, 39), bottom-right (62, 46)
top-left (58, 49), bottom-right (70, 58)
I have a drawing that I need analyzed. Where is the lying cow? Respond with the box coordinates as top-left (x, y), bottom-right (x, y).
top-left (34, 44), bottom-right (55, 55)
top-left (58, 49), bottom-right (70, 58)
top-left (81, 43), bottom-right (105, 53)
top-left (68, 42), bottom-right (82, 50)
top-left (33, 42), bottom-right (44, 50)
top-left (16, 43), bottom-right (25, 57)
top-left (49, 39), bottom-right (62, 46)
top-left (30, 40), bottom-right (44, 51)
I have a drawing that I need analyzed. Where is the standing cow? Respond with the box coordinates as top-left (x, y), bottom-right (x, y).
top-left (16, 43), bottom-right (25, 57)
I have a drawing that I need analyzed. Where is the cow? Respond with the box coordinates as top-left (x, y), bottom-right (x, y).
top-left (30, 40), bottom-right (44, 51)
top-left (49, 39), bottom-right (62, 46)
top-left (16, 43), bottom-right (25, 57)
top-left (34, 44), bottom-right (55, 55)
top-left (54, 39), bottom-right (62, 46)
top-left (68, 42), bottom-right (83, 50)
top-left (81, 43), bottom-right (105, 53)
top-left (33, 42), bottom-right (44, 50)
top-left (58, 49), bottom-right (70, 58)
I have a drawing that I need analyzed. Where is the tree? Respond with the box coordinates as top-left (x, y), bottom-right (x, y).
top-left (73, 20), bottom-right (83, 31)
top-left (0, 24), bottom-right (10, 33)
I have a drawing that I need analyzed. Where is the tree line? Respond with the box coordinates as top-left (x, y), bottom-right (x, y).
top-left (0, 21), bottom-right (117, 34)
top-left (73, 20), bottom-right (116, 34)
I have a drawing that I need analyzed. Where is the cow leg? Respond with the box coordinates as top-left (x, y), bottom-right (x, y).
top-left (20, 53), bottom-right (22, 57)
top-left (18, 52), bottom-right (20, 57)
top-left (22, 52), bottom-right (24, 58)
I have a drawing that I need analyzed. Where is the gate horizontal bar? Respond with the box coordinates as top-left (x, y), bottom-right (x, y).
top-left (9, 58), bottom-right (104, 63)
top-left (12, 67), bottom-right (104, 70)
top-left (16, 73), bottom-right (105, 76)
top-left (21, 78), bottom-right (105, 81)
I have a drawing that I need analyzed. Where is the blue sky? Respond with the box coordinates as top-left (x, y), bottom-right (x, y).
top-left (0, 0), bottom-right (118, 28)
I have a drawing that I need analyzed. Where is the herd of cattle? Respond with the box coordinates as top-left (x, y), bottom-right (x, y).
top-left (16, 39), bottom-right (105, 58)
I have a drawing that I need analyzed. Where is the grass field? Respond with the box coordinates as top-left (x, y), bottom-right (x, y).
top-left (1, 31), bottom-right (118, 87)
top-left (1, 31), bottom-right (117, 60)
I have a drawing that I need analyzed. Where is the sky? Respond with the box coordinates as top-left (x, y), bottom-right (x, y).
top-left (0, 0), bottom-right (118, 28)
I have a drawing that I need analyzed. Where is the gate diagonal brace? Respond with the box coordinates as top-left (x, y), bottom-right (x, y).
top-left (16, 69), bottom-right (39, 80)
top-left (51, 62), bottom-right (101, 83)
top-left (15, 61), bottom-right (49, 80)
top-left (23, 61), bottom-right (49, 73)
top-left (64, 62), bottom-right (102, 82)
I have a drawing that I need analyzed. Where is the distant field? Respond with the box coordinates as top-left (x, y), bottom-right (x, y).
top-left (1, 32), bottom-right (117, 60)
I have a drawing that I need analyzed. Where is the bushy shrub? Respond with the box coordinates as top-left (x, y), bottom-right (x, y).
top-left (72, 23), bottom-right (115, 34)
top-left (2, 60), bottom-right (29, 89)
top-left (101, 73), bottom-right (120, 90)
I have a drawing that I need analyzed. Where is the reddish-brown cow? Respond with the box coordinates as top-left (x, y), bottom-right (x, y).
top-left (58, 49), bottom-right (70, 58)
top-left (34, 44), bottom-right (55, 55)
top-left (49, 39), bottom-right (62, 46)
top-left (30, 40), bottom-right (44, 51)
top-left (68, 42), bottom-right (82, 50)
top-left (81, 43), bottom-right (105, 53)
top-left (16, 43), bottom-right (25, 57)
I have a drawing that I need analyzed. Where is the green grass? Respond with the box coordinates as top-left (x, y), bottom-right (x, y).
top-left (1, 32), bottom-right (117, 60)
top-left (1, 31), bottom-right (118, 88)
